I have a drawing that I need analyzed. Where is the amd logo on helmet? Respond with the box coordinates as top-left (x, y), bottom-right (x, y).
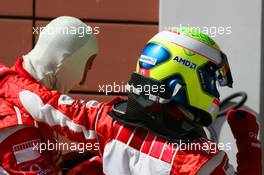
top-left (173, 56), bottom-right (197, 70)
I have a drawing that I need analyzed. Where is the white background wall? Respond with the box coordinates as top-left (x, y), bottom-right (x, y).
top-left (160, 0), bottom-right (263, 170)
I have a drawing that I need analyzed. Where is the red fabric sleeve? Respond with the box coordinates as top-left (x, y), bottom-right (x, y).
top-left (66, 156), bottom-right (103, 175)
top-left (0, 71), bottom-right (120, 155)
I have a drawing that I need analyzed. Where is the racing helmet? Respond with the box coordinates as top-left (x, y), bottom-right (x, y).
top-left (131, 28), bottom-right (233, 126)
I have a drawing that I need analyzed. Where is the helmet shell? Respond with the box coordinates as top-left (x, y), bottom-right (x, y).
top-left (136, 29), bottom-right (224, 125)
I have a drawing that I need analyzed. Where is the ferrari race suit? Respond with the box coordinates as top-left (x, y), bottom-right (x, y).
top-left (0, 58), bottom-right (103, 175)
top-left (0, 59), bottom-right (62, 174)
top-left (0, 59), bottom-right (261, 175)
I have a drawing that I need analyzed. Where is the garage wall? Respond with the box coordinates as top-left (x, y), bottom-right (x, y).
top-left (0, 1), bottom-right (33, 66)
top-left (0, 0), bottom-right (159, 102)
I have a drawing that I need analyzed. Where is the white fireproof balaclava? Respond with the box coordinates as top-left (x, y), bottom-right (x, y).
top-left (23, 16), bottom-right (98, 93)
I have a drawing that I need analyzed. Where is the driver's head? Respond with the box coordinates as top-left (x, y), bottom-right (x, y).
top-left (23, 16), bottom-right (98, 93)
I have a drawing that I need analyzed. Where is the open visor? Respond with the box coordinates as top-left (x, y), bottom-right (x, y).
top-left (198, 53), bottom-right (233, 98)
top-left (215, 53), bottom-right (233, 87)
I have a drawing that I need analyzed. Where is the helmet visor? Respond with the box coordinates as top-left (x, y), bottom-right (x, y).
top-left (198, 53), bottom-right (233, 98)
top-left (215, 53), bottom-right (233, 87)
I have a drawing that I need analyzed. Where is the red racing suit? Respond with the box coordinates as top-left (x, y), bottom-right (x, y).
top-left (0, 60), bottom-right (62, 174)
top-left (0, 58), bottom-right (261, 175)
top-left (0, 58), bottom-right (102, 175)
